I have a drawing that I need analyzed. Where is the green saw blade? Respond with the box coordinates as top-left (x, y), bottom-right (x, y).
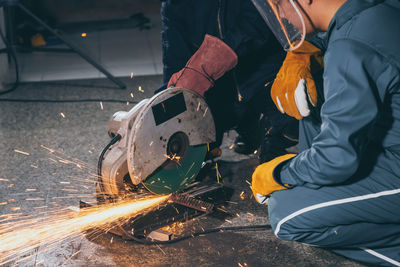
top-left (142, 145), bottom-right (207, 195)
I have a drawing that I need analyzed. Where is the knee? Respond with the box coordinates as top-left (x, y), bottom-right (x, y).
top-left (268, 190), bottom-right (315, 243)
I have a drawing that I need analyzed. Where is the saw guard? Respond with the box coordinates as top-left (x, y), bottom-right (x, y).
top-left (127, 87), bottom-right (216, 186)
top-left (100, 99), bottom-right (148, 196)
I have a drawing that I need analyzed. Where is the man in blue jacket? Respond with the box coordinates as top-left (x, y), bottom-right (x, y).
top-left (251, 0), bottom-right (400, 265)
top-left (159, 0), bottom-right (299, 160)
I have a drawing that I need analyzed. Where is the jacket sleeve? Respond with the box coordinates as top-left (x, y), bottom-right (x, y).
top-left (279, 40), bottom-right (386, 186)
top-left (160, 0), bottom-right (195, 87)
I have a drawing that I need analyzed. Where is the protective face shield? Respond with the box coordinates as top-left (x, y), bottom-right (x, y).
top-left (252, 0), bottom-right (306, 51)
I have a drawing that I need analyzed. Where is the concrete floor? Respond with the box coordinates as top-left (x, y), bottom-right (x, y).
top-left (0, 76), bottom-right (365, 267)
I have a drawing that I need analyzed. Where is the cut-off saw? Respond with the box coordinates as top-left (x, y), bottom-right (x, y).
top-left (93, 87), bottom-right (232, 240)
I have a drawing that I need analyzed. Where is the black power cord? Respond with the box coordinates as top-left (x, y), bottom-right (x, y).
top-left (0, 20), bottom-right (19, 96)
top-left (130, 224), bottom-right (272, 245)
top-left (97, 134), bottom-right (122, 201)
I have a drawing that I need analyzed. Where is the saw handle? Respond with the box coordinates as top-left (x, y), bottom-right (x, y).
top-left (97, 134), bottom-right (122, 202)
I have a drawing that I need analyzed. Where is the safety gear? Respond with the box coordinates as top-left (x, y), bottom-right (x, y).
top-left (271, 41), bottom-right (324, 120)
top-left (251, 154), bottom-right (295, 203)
top-left (251, 0), bottom-right (306, 51)
top-left (168, 34), bottom-right (238, 96)
top-left (266, 0), bottom-right (400, 265)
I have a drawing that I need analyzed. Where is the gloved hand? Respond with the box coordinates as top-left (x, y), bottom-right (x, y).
top-left (251, 154), bottom-right (295, 204)
top-left (271, 41), bottom-right (324, 120)
top-left (168, 34), bottom-right (238, 97)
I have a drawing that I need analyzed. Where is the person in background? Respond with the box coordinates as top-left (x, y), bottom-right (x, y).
top-left (251, 0), bottom-right (400, 265)
top-left (158, 0), bottom-right (299, 161)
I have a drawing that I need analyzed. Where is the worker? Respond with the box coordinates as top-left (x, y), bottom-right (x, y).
top-left (250, 0), bottom-right (400, 265)
top-left (158, 0), bottom-right (299, 161)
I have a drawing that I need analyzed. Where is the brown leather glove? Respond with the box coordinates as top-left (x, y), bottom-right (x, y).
top-left (271, 41), bottom-right (324, 120)
top-left (168, 34), bottom-right (238, 96)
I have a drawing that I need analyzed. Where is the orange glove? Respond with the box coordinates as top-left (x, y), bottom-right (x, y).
top-left (168, 34), bottom-right (238, 97)
top-left (271, 41), bottom-right (324, 120)
top-left (251, 154), bottom-right (295, 204)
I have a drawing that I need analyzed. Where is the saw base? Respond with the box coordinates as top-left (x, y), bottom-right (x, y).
top-left (81, 182), bottom-right (233, 241)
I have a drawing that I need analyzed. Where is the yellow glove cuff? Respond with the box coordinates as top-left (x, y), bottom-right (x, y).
top-left (251, 154), bottom-right (296, 197)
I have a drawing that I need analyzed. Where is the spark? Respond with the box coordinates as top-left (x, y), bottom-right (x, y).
top-left (30, 165), bottom-right (38, 169)
top-left (14, 149), bottom-right (29, 156)
top-left (184, 162), bottom-right (195, 177)
top-left (203, 107), bottom-right (208, 117)
top-left (25, 198), bottom-right (45, 201)
top-left (164, 153), bottom-right (181, 165)
top-left (25, 189), bottom-right (37, 192)
top-left (156, 244), bottom-right (166, 255)
top-left (100, 101), bottom-right (104, 110)
top-left (229, 144), bottom-right (235, 150)
top-left (63, 250), bottom-right (81, 265)
top-left (245, 180), bottom-right (251, 186)
top-left (8, 184), bottom-right (14, 188)
top-left (215, 163), bottom-right (221, 183)
top-left (138, 86), bottom-right (144, 93)
top-left (239, 191), bottom-right (245, 200)
top-left (130, 92), bottom-right (134, 98)
top-left (81, 33), bottom-right (87, 37)
top-left (197, 101), bottom-right (201, 111)
top-left (217, 207), bottom-right (228, 213)
top-left (0, 202), bottom-right (7, 206)
top-left (0, 195), bottom-right (169, 265)
top-left (0, 178), bottom-right (9, 182)
top-left (253, 150), bottom-right (258, 154)
top-left (149, 141), bottom-right (153, 146)
top-left (126, 101), bottom-right (130, 106)
top-left (130, 73), bottom-right (134, 79)
top-left (40, 145), bottom-right (55, 153)
top-left (60, 112), bottom-right (66, 118)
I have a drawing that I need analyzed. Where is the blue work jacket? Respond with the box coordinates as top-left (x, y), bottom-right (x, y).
top-left (280, 0), bottom-right (400, 186)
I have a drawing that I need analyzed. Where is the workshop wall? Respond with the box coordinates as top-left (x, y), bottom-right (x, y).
top-left (23, 0), bottom-right (161, 23)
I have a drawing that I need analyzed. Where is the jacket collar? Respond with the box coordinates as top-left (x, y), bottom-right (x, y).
top-left (328, 0), bottom-right (384, 31)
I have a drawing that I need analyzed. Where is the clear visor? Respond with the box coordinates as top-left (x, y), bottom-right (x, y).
top-left (252, 0), bottom-right (306, 51)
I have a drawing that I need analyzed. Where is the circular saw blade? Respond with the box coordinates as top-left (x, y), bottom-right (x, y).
top-left (143, 144), bottom-right (207, 195)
